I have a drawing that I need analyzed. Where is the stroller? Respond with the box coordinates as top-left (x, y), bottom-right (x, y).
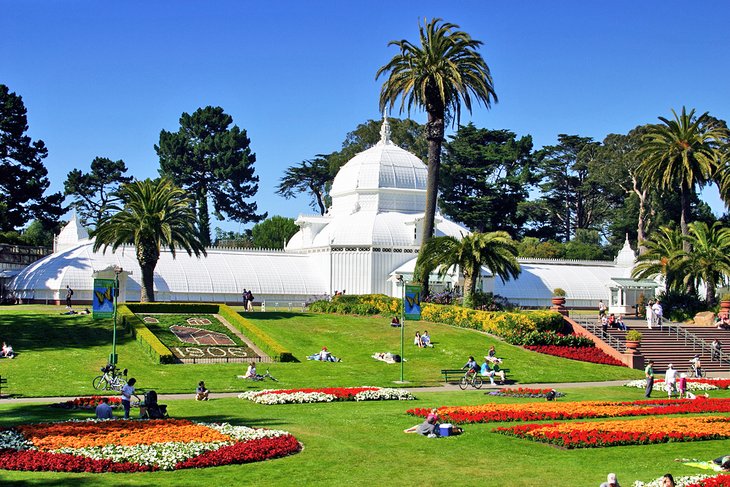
top-left (141, 390), bottom-right (169, 419)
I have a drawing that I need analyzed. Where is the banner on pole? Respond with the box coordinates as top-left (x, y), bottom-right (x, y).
top-left (404, 284), bottom-right (422, 320)
top-left (92, 279), bottom-right (115, 319)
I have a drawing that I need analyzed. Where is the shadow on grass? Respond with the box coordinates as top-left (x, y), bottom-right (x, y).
top-left (239, 311), bottom-right (312, 321)
top-left (4, 480), bottom-right (105, 486)
top-left (0, 313), bottom-right (121, 351)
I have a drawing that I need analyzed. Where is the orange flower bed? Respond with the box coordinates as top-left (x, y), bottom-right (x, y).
top-left (17, 419), bottom-right (230, 450)
top-left (496, 416), bottom-right (730, 448)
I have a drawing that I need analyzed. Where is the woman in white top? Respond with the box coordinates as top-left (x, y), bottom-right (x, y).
top-left (646, 301), bottom-right (655, 329)
top-left (244, 362), bottom-right (257, 378)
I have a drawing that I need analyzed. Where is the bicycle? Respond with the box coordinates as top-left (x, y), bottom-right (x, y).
top-left (92, 364), bottom-right (128, 392)
top-left (686, 364), bottom-right (705, 378)
top-left (458, 371), bottom-right (483, 390)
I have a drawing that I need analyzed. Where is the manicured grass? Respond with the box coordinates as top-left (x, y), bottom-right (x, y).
top-left (0, 305), bottom-right (726, 485)
top-left (0, 306), bottom-right (642, 398)
top-left (139, 313), bottom-right (248, 347)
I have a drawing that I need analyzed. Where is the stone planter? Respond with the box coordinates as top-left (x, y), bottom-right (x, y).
top-left (720, 300), bottom-right (730, 319)
top-left (551, 297), bottom-right (566, 306)
top-left (625, 340), bottom-right (640, 352)
top-left (550, 297), bottom-right (567, 316)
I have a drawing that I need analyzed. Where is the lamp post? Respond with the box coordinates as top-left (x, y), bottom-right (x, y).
top-left (397, 274), bottom-right (405, 383)
top-left (110, 266), bottom-right (122, 365)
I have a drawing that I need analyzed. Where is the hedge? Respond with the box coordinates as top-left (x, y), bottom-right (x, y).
top-left (123, 302), bottom-right (294, 363)
top-left (118, 305), bottom-right (175, 364)
top-left (308, 294), bottom-right (400, 316)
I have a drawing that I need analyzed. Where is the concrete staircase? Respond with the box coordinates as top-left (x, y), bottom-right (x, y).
top-left (602, 318), bottom-right (730, 374)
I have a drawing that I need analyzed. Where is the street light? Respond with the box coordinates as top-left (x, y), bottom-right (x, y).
top-left (110, 266), bottom-right (123, 365)
top-left (396, 274), bottom-right (405, 383)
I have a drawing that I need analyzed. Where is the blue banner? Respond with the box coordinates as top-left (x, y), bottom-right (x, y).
top-left (404, 284), bottom-right (421, 320)
top-left (92, 279), bottom-right (115, 318)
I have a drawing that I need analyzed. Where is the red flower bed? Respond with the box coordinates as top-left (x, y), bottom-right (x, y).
top-left (175, 435), bottom-right (301, 469)
top-left (50, 396), bottom-right (122, 410)
top-left (488, 387), bottom-right (564, 398)
top-left (0, 449), bottom-right (154, 473)
top-left (407, 397), bottom-right (730, 424)
top-left (688, 475), bottom-right (730, 486)
top-left (523, 345), bottom-right (626, 366)
top-left (690, 379), bottom-right (730, 389)
top-left (263, 387), bottom-right (379, 399)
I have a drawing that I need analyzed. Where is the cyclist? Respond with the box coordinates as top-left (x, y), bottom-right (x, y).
top-left (462, 356), bottom-right (479, 381)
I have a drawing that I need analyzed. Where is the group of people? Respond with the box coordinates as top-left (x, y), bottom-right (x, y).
top-left (95, 377), bottom-right (140, 419)
top-left (307, 346), bottom-right (341, 362)
top-left (600, 472), bottom-right (675, 487)
top-left (1, 341), bottom-right (14, 359)
top-left (645, 359), bottom-right (709, 399)
top-left (601, 313), bottom-right (628, 333)
top-left (463, 349), bottom-right (507, 385)
top-left (413, 330), bottom-right (432, 348)
top-left (241, 289), bottom-right (255, 312)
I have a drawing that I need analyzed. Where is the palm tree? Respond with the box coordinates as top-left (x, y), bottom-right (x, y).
top-left (416, 231), bottom-right (520, 308)
top-left (93, 177), bottom-right (206, 302)
top-left (681, 221), bottom-right (730, 305)
top-left (377, 18), bottom-right (497, 296)
top-left (638, 107), bottom-right (729, 251)
top-left (631, 226), bottom-right (685, 292)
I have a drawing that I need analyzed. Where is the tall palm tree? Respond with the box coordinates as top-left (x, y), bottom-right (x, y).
top-left (416, 231), bottom-right (520, 308)
top-left (377, 18), bottom-right (497, 296)
top-left (638, 107), bottom-right (729, 251)
top-left (681, 221), bottom-right (730, 305)
top-left (631, 226), bottom-right (685, 292)
top-left (93, 177), bottom-right (206, 302)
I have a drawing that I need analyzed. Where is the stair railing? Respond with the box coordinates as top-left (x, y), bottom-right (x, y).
top-left (571, 315), bottom-right (626, 353)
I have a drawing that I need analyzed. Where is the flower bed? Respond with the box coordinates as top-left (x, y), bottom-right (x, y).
top-left (407, 397), bottom-right (730, 424)
top-left (494, 415), bottom-right (730, 448)
top-left (487, 387), bottom-right (565, 399)
top-left (0, 419), bottom-right (300, 472)
top-left (50, 396), bottom-right (122, 410)
top-left (239, 386), bottom-right (414, 405)
top-left (625, 378), bottom-right (730, 391)
top-left (687, 475), bottom-right (730, 486)
top-left (523, 345), bottom-right (626, 366)
top-left (634, 474), bottom-right (719, 487)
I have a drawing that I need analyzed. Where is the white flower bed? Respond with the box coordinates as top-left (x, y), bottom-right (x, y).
top-left (624, 379), bottom-right (719, 392)
top-left (633, 473), bottom-right (715, 486)
top-left (238, 387), bottom-right (415, 405)
top-left (0, 430), bottom-right (33, 451)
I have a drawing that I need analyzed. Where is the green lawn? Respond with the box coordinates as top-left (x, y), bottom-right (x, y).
top-left (1, 305), bottom-right (717, 486)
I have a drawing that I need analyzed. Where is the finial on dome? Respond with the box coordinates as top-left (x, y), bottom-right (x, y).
top-left (379, 110), bottom-right (392, 145)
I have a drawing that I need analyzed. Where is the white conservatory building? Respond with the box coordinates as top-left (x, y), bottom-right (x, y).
top-left (9, 117), bottom-right (655, 311)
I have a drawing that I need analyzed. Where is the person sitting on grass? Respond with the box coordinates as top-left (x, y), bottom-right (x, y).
top-left (195, 381), bottom-right (209, 401)
top-left (390, 316), bottom-right (401, 327)
top-left (404, 408), bottom-right (440, 437)
top-left (414, 331), bottom-right (423, 348)
top-left (307, 347), bottom-right (340, 362)
top-left (1, 342), bottom-right (14, 359)
top-left (421, 330), bottom-right (432, 347)
top-left (95, 397), bottom-right (114, 419)
top-left (242, 362), bottom-right (257, 378)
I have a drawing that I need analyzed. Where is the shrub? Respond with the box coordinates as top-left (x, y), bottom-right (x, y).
top-left (552, 288), bottom-right (566, 297)
top-left (625, 330), bottom-right (643, 341)
top-left (118, 305), bottom-right (175, 364)
top-left (506, 330), bottom-right (593, 347)
top-left (721, 293), bottom-right (730, 302)
top-left (658, 290), bottom-right (705, 322)
top-left (307, 294), bottom-right (400, 316)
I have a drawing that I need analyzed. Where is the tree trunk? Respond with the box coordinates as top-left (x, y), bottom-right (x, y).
top-left (198, 193), bottom-right (211, 248)
top-left (463, 268), bottom-right (477, 309)
top-left (137, 243), bottom-right (160, 303)
top-left (418, 112), bottom-right (445, 298)
top-left (680, 183), bottom-right (695, 295)
top-left (632, 175), bottom-right (648, 255)
top-left (706, 279), bottom-right (716, 307)
top-left (312, 185), bottom-right (326, 215)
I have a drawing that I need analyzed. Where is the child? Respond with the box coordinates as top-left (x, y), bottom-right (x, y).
top-left (678, 372), bottom-right (688, 399)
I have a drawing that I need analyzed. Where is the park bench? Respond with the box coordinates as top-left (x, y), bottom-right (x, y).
top-left (441, 368), bottom-right (510, 384)
top-left (0, 376), bottom-right (7, 398)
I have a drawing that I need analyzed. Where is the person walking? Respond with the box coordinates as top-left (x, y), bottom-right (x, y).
top-left (712, 339), bottom-right (722, 361)
top-left (645, 360), bottom-right (655, 398)
top-left (646, 300), bottom-right (655, 329)
top-left (65, 285), bottom-right (74, 309)
top-left (242, 289), bottom-right (249, 311)
top-left (664, 364), bottom-right (677, 398)
top-left (120, 378), bottom-right (140, 419)
top-left (652, 299), bottom-right (664, 329)
top-left (598, 300), bottom-right (607, 319)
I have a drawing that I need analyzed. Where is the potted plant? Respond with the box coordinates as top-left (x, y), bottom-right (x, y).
top-left (625, 329), bottom-right (643, 351)
top-left (551, 288), bottom-right (567, 306)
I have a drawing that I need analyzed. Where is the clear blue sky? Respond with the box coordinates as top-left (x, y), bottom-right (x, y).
top-left (4, 0), bottom-right (729, 233)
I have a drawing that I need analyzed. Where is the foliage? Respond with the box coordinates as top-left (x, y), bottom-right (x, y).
top-left (439, 124), bottom-right (534, 235)
top-left (507, 330), bottom-right (592, 347)
top-left (468, 291), bottom-right (517, 311)
top-left (638, 107), bottom-right (729, 254)
top-left (722, 293), bottom-right (730, 302)
top-left (517, 237), bottom-right (565, 258)
top-left (93, 178), bottom-right (207, 302)
top-left (63, 157), bottom-right (133, 230)
top-left (377, 18), bottom-right (497, 296)
top-left (657, 290), bottom-right (705, 323)
top-left (632, 225), bottom-right (685, 291)
top-left (156, 106), bottom-right (265, 245)
top-left (213, 227), bottom-right (253, 248)
top-left (0, 84), bottom-right (64, 232)
top-left (307, 294), bottom-right (400, 317)
top-left (415, 231), bottom-right (520, 308)
top-left (625, 330), bottom-right (643, 341)
top-left (552, 288), bottom-right (566, 297)
top-left (250, 216), bottom-right (298, 249)
top-left (276, 156), bottom-right (331, 215)
top-left (680, 221), bottom-right (730, 305)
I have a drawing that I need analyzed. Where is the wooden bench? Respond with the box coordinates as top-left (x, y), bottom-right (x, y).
top-left (0, 376), bottom-right (7, 398)
top-left (441, 368), bottom-right (510, 384)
